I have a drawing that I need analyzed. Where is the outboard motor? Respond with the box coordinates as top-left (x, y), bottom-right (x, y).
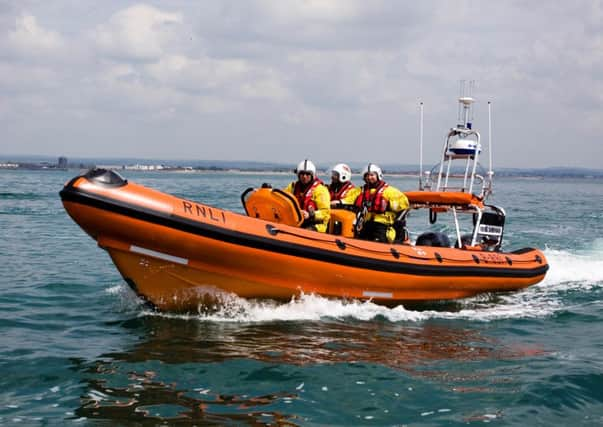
top-left (416, 232), bottom-right (451, 247)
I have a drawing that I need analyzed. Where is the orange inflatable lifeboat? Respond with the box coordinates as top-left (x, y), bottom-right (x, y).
top-left (60, 169), bottom-right (548, 312)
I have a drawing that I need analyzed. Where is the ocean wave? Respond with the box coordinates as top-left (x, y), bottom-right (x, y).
top-left (540, 247), bottom-right (603, 288)
top-left (0, 192), bottom-right (42, 200)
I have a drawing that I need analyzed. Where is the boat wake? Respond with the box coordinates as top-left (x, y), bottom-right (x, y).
top-left (540, 244), bottom-right (603, 290)
top-left (110, 245), bottom-right (602, 324)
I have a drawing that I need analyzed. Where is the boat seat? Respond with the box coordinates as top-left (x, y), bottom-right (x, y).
top-left (476, 210), bottom-right (505, 251)
top-left (241, 187), bottom-right (304, 227)
top-left (328, 209), bottom-right (356, 237)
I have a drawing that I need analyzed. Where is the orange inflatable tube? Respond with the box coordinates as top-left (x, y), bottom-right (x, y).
top-left (60, 169), bottom-right (548, 312)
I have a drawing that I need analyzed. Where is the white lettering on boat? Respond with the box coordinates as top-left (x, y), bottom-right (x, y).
top-left (130, 245), bottom-right (189, 265)
top-left (362, 291), bottom-right (393, 299)
top-left (479, 253), bottom-right (506, 264)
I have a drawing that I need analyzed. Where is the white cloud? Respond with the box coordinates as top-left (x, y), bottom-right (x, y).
top-left (7, 14), bottom-right (64, 55)
top-left (1, 1), bottom-right (601, 166)
top-left (146, 54), bottom-right (248, 91)
top-left (284, 50), bottom-right (404, 110)
top-left (0, 62), bottom-right (59, 92)
top-left (203, 0), bottom-right (419, 53)
top-left (92, 4), bottom-right (182, 61)
top-left (257, 0), bottom-right (363, 23)
top-left (240, 75), bottom-right (289, 101)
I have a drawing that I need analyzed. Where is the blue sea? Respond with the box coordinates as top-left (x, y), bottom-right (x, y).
top-left (1, 169), bottom-right (602, 426)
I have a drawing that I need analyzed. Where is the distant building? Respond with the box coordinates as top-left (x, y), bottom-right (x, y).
top-left (58, 156), bottom-right (68, 169)
top-left (0, 162), bottom-right (19, 169)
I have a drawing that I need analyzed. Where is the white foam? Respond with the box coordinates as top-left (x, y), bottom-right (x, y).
top-left (590, 237), bottom-right (603, 252)
top-left (138, 286), bottom-right (566, 324)
top-left (106, 283), bottom-right (146, 311)
top-left (539, 247), bottom-right (603, 289)
top-left (126, 243), bottom-right (602, 323)
top-left (105, 284), bottom-right (126, 295)
top-left (186, 294), bottom-right (431, 323)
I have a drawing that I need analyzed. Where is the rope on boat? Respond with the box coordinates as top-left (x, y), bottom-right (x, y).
top-left (264, 224), bottom-right (540, 266)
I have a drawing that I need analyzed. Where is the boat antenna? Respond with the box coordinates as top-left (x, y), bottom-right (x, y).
top-left (419, 101), bottom-right (424, 190)
top-left (488, 101), bottom-right (493, 173)
top-left (486, 100), bottom-right (494, 196)
top-left (459, 81), bottom-right (474, 129)
top-left (469, 80), bottom-right (476, 124)
top-left (457, 80), bottom-right (464, 125)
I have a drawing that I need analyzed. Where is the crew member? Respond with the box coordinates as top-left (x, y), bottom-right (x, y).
top-left (328, 163), bottom-right (355, 207)
top-left (284, 159), bottom-right (331, 233)
top-left (342, 163), bottom-right (409, 243)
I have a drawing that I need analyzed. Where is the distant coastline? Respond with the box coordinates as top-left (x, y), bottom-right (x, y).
top-left (1, 155), bottom-right (602, 179)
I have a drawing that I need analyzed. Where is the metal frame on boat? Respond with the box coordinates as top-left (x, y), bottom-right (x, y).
top-left (411, 81), bottom-right (505, 252)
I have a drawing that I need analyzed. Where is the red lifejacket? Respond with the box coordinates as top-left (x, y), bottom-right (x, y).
top-left (354, 181), bottom-right (389, 213)
top-left (329, 181), bottom-right (355, 201)
top-left (293, 179), bottom-right (323, 210)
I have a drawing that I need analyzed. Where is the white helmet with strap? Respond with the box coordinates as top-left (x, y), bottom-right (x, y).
top-left (295, 159), bottom-right (316, 176)
top-left (330, 163), bottom-right (352, 183)
top-left (362, 163), bottom-right (383, 180)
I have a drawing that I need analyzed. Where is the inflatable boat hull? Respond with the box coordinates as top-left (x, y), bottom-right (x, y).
top-left (60, 171), bottom-right (549, 312)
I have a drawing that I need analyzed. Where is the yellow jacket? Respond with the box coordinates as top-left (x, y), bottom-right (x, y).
top-left (284, 181), bottom-right (331, 233)
top-left (341, 183), bottom-right (409, 226)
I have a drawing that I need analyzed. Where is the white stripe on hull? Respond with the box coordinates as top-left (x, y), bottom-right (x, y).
top-left (362, 291), bottom-right (393, 299)
top-left (130, 245), bottom-right (189, 265)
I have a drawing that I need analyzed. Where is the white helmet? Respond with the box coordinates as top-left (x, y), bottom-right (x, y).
top-left (330, 163), bottom-right (352, 183)
top-left (295, 159), bottom-right (316, 176)
top-left (362, 163), bottom-right (383, 180)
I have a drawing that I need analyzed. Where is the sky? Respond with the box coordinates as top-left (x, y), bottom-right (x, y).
top-left (1, 1), bottom-right (602, 169)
